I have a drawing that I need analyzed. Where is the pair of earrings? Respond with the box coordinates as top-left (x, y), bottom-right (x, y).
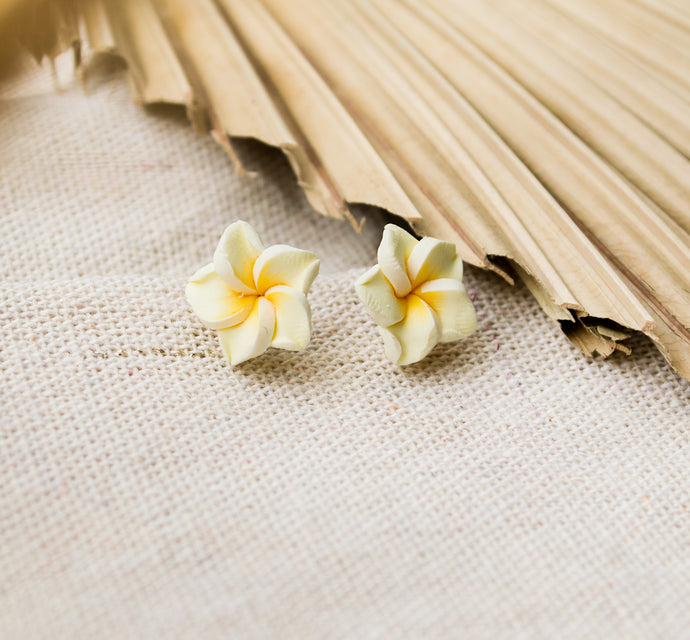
top-left (186, 221), bottom-right (477, 366)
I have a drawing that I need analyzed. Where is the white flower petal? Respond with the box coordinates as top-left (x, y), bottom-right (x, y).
top-left (377, 224), bottom-right (418, 297)
top-left (378, 294), bottom-right (441, 365)
top-left (354, 265), bottom-right (406, 328)
top-left (265, 285), bottom-right (312, 351)
top-left (253, 244), bottom-right (320, 294)
top-left (217, 296), bottom-right (276, 365)
top-left (415, 278), bottom-right (477, 342)
top-left (185, 263), bottom-right (256, 329)
top-left (213, 220), bottom-right (264, 294)
top-left (406, 237), bottom-right (463, 289)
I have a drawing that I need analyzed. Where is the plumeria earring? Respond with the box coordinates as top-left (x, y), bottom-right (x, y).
top-left (355, 224), bottom-right (477, 365)
top-left (186, 221), bottom-right (320, 365)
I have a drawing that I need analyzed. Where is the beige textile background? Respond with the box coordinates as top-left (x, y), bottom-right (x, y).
top-left (2, 61), bottom-right (690, 639)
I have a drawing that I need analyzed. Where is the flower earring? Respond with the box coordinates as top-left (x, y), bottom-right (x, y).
top-left (186, 221), bottom-right (320, 365)
top-left (355, 224), bottom-right (477, 365)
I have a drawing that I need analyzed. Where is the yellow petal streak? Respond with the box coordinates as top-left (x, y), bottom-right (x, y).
top-left (185, 264), bottom-right (256, 329)
top-left (377, 224), bottom-right (417, 297)
top-left (213, 220), bottom-right (264, 294)
top-left (379, 295), bottom-right (441, 365)
top-left (218, 296), bottom-right (276, 365)
top-left (354, 265), bottom-right (406, 328)
top-left (265, 285), bottom-right (312, 350)
top-left (415, 278), bottom-right (477, 342)
top-left (407, 238), bottom-right (463, 289)
top-left (253, 244), bottom-right (320, 294)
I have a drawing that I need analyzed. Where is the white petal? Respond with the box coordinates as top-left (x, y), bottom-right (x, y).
top-left (354, 265), bottom-right (405, 328)
top-left (378, 294), bottom-right (441, 365)
top-left (377, 224), bottom-right (418, 297)
top-left (265, 285), bottom-right (312, 351)
top-left (253, 244), bottom-right (320, 294)
top-left (406, 237), bottom-right (463, 289)
top-left (217, 296), bottom-right (275, 365)
top-left (415, 278), bottom-right (477, 342)
top-left (185, 263), bottom-right (256, 329)
top-left (213, 221), bottom-right (264, 295)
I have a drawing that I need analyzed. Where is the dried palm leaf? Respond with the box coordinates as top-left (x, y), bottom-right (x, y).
top-left (10, 0), bottom-right (690, 380)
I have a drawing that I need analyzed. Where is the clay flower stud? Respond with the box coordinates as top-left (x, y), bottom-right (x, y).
top-left (186, 221), bottom-right (320, 365)
top-left (355, 224), bottom-right (477, 365)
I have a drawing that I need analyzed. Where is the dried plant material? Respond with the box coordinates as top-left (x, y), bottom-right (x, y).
top-left (0, 0), bottom-right (80, 77)
top-left (490, 0), bottom-right (690, 158)
top-left (154, 0), bottom-right (420, 225)
top-left (545, 0), bottom-right (690, 99)
top-left (265, 0), bottom-right (660, 329)
top-left (16, 0), bottom-right (690, 380)
top-left (425, 0), bottom-right (690, 230)
top-left (80, 0), bottom-right (114, 54)
top-left (85, 0), bottom-right (191, 106)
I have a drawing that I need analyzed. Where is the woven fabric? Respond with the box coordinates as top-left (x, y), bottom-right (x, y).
top-left (2, 61), bottom-right (690, 640)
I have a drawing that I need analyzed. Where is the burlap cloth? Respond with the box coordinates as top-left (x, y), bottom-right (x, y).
top-left (2, 61), bottom-right (689, 639)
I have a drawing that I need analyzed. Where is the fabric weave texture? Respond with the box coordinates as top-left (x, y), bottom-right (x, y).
top-left (1, 62), bottom-right (690, 639)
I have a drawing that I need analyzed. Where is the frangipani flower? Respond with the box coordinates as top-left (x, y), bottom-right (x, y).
top-left (355, 224), bottom-right (477, 365)
top-left (186, 221), bottom-right (320, 365)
